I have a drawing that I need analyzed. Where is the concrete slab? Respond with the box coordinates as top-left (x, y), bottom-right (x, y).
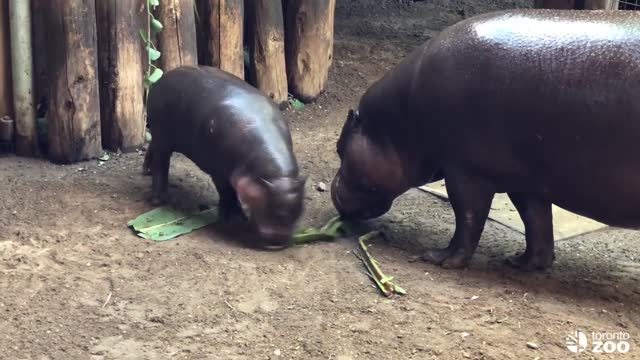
top-left (418, 180), bottom-right (608, 241)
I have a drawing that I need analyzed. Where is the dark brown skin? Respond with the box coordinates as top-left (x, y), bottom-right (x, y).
top-left (144, 66), bottom-right (306, 249)
top-left (331, 9), bottom-right (640, 271)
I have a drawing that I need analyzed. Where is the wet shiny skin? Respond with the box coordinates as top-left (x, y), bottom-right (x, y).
top-left (332, 9), bottom-right (640, 271)
top-left (144, 66), bottom-right (305, 249)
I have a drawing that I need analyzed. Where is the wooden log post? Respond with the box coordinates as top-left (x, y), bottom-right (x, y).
top-left (205, 0), bottom-right (220, 67)
top-left (0, 0), bottom-right (12, 121)
top-left (284, 0), bottom-right (336, 103)
top-left (32, 0), bottom-right (50, 120)
top-left (205, 0), bottom-right (244, 79)
top-left (246, 0), bottom-right (288, 108)
top-left (42, 0), bottom-right (102, 163)
top-left (9, 0), bottom-right (38, 156)
top-left (0, 0), bottom-right (12, 150)
top-left (156, 0), bottom-right (198, 72)
top-left (96, 0), bottom-right (146, 152)
top-left (196, 0), bottom-right (210, 65)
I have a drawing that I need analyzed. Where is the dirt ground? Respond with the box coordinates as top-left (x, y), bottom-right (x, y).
top-left (2, 1), bottom-right (640, 359)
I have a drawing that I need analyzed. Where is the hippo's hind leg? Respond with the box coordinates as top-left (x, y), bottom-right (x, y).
top-left (505, 192), bottom-right (555, 271)
top-left (149, 144), bottom-right (172, 206)
top-left (421, 168), bottom-right (495, 269)
top-left (142, 140), bottom-right (154, 176)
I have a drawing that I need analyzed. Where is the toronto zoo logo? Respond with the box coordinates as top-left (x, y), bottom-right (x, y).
top-left (566, 330), bottom-right (631, 354)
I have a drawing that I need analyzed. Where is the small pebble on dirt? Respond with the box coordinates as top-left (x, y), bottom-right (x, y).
top-left (274, 349), bottom-right (281, 356)
top-left (526, 342), bottom-right (539, 349)
top-left (316, 182), bottom-right (327, 192)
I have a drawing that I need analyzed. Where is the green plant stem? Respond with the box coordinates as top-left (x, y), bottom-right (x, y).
top-left (145, 0), bottom-right (151, 106)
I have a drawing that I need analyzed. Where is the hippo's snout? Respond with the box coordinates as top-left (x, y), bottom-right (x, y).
top-left (331, 174), bottom-right (382, 220)
top-left (331, 174), bottom-right (366, 220)
top-left (330, 174), bottom-right (347, 216)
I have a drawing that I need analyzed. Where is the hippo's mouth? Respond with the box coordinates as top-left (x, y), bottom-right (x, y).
top-left (262, 243), bottom-right (289, 251)
top-left (256, 225), bottom-right (294, 250)
top-left (331, 174), bottom-right (345, 209)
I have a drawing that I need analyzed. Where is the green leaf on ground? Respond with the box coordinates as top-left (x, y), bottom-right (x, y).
top-left (288, 96), bottom-right (305, 110)
top-left (292, 216), bottom-right (348, 244)
top-left (128, 206), bottom-right (218, 241)
top-left (128, 208), bottom-right (349, 244)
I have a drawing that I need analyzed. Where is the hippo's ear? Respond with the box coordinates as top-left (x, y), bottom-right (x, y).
top-left (297, 174), bottom-right (308, 187)
top-left (346, 109), bottom-right (362, 130)
top-left (232, 175), bottom-right (266, 210)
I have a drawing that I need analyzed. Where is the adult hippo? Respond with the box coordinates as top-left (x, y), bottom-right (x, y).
top-left (331, 9), bottom-right (640, 271)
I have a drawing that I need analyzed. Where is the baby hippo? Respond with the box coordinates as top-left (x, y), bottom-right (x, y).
top-left (143, 65), bottom-right (306, 249)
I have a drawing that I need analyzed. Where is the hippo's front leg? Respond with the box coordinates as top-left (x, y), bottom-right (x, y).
top-left (211, 177), bottom-right (247, 222)
top-left (505, 192), bottom-right (555, 271)
top-left (422, 169), bottom-right (495, 269)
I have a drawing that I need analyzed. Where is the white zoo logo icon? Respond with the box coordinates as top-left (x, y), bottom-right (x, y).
top-left (566, 330), bottom-right (631, 354)
top-left (566, 331), bottom-right (588, 353)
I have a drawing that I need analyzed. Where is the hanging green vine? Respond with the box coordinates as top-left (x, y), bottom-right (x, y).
top-left (140, 0), bottom-right (163, 97)
top-left (140, 0), bottom-right (163, 140)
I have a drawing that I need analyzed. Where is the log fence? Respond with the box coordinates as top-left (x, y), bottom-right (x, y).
top-left (0, 0), bottom-right (634, 163)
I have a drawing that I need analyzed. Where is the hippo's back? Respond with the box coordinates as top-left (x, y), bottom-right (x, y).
top-left (450, 9), bottom-right (639, 47)
top-left (415, 9), bottom-right (640, 226)
top-left (420, 9), bottom-right (640, 96)
top-left (147, 66), bottom-right (270, 121)
top-left (146, 65), bottom-right (296, 177)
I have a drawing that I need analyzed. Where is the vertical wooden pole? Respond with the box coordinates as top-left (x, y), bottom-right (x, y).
top-left (9, 0), bottom-right (38, 156)
top-left (156, 0), bottom-right (198, 72)
top-left (206, 0), bottom-right (221, 68)
top-left (43, 0), bottom-right (102, 163)
top-left (96, 0), bottom-right (146, 152)
top-left (205, 0), bottom-right (244, 79)
top-left (246, 0), bottom-right (287, 108)
top-left (219, 0), bottom-right (244, 79)
top-left (32, 0), bottom-right (49, 121)
top-left (284, 0), bottom-right (336, 103)
top-left (196, 0), bottom-right (210, 65)
top-left (0, 0), bottom-right (13, 120)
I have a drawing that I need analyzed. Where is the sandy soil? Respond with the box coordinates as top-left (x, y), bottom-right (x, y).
top-left (2, 1), bottom-right (640, 359)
